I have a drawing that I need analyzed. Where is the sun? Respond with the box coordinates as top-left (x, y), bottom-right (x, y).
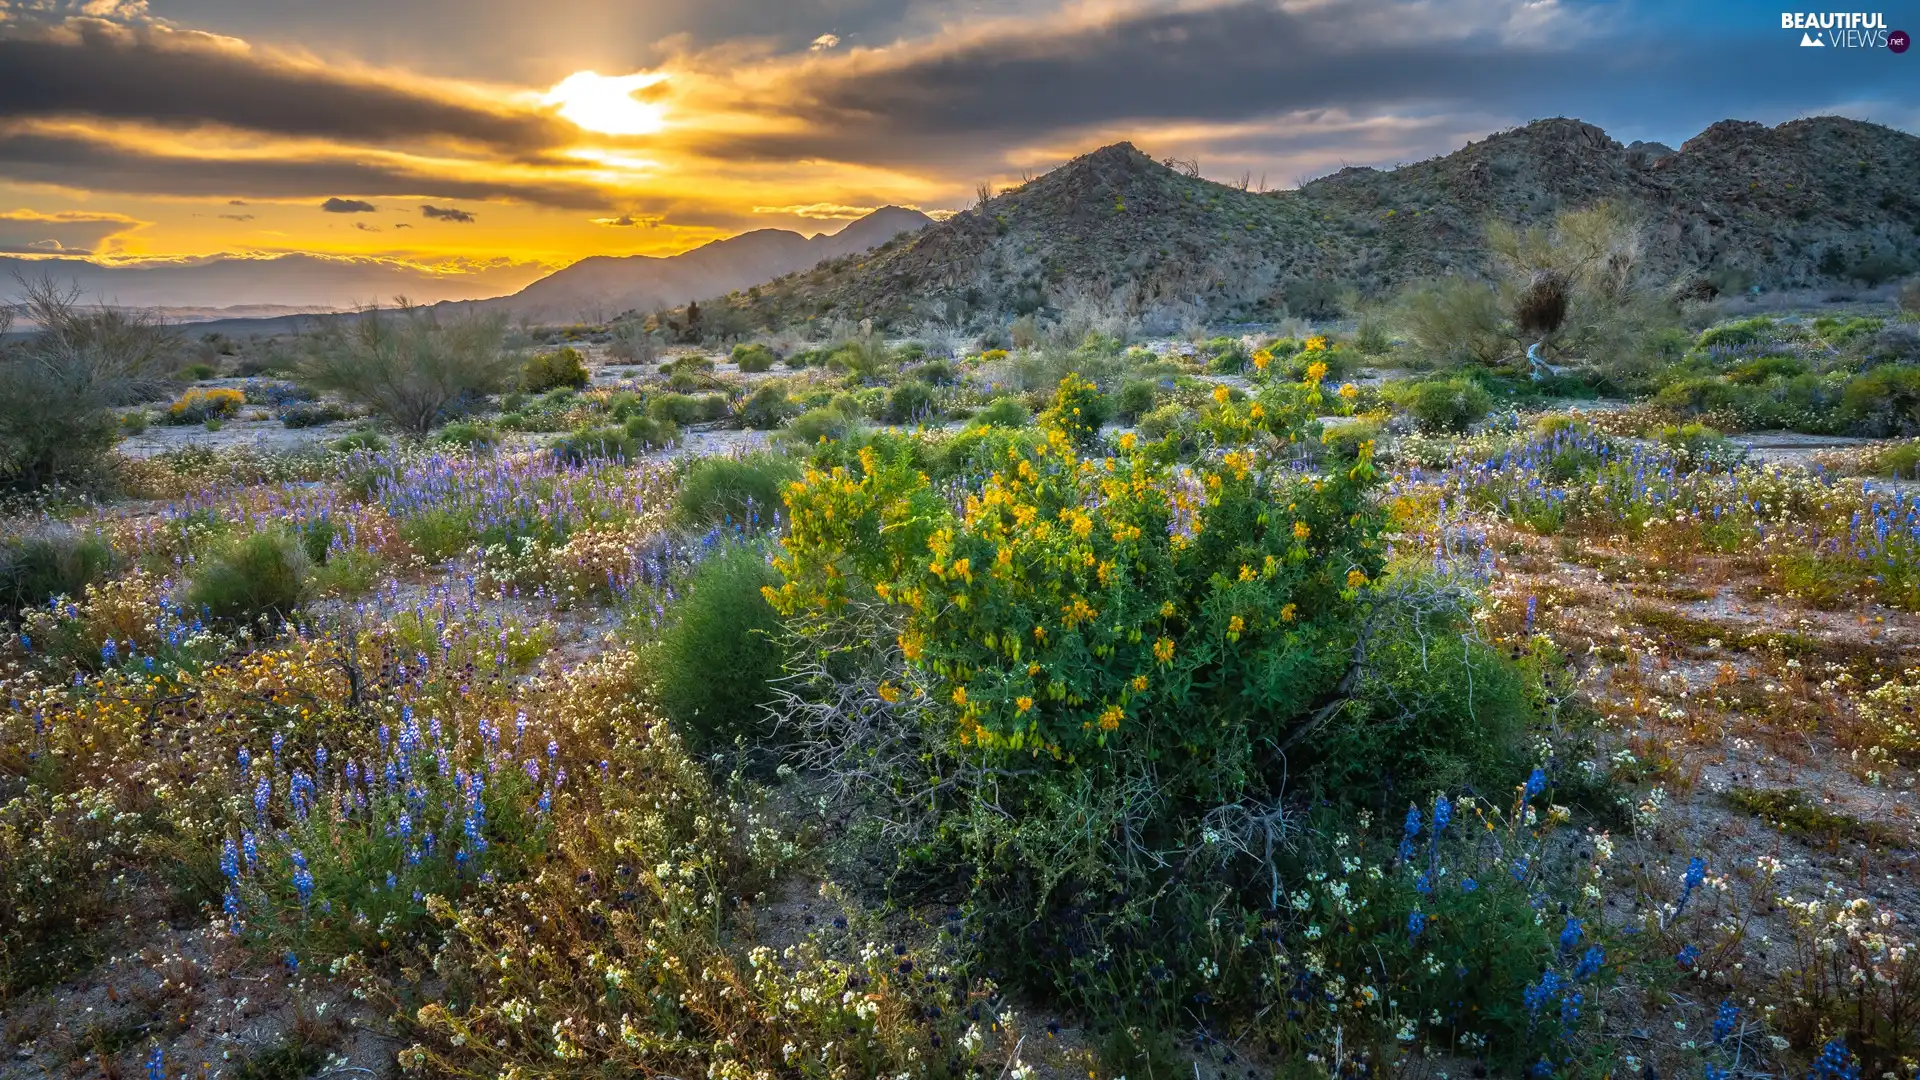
top-left (542, 70), bottom-right (669, 136)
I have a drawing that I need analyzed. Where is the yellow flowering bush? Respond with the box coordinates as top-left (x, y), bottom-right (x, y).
top-left (163, 386), bottom-right (246, 425)
top-left (769, 368), bottom-right (1384, 787)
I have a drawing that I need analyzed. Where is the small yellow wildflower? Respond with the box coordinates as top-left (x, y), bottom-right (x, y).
top-left (1153, 636), bottom-right (1175, 663)
top-left (1131, 674), bottom-right (1148, 692)
top-left (952, 686), bottom-right (968, 706)
top-left (1212, 384), bottom-right (1231, 405)
top-left (877, 681), bottom-right (901, 703)
top-left (1293, 521), bottom-right (1311, 541)
top-left (1346, 569), bottom-right (1369, 588)
top-left (1159, 600), bottom-right (1175, 618)
top-left (1304, 335), bottom-right (1328, 352)
top-left (1305, 360), bottom-right (1329, 382)
top-left (1338, 382), bottom-right (1359, 400)
top-left (1229, 614), bottom-right (1245, 634)
top-left (1098, 704), bottom-right (1123, 731)
top-left (1281, 603), bottom-right (1297, 622)
top-left (1016, 695), bottom-right (1034, 714)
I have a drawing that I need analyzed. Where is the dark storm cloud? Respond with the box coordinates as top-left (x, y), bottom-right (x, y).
top-left (0, 19), bottom-right (568, 150)
top-left (421, 205), bottom-right (477, 222)
top-left (321, 197), bottom-right (377, 213)
top-left (0, 129), bottom-right (613, 210)
top-left (686, 0), bottom-right (1911, 170)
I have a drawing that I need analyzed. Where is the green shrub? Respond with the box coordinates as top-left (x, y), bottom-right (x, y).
top-left (295, 306), bottom-right (516, 434)
top-left (737, 385), bottom-right (797, 430)
top-left (785, 347), bottom-right (827, 369)
top-left (397, 507), bottom-right (475, 561)
top-left (778, 404), bottom-right (863, 447)
top-left (435, 420), bottom-right (501, 451)
top-left (551, 426), bottom-right (640, 463)
top-left (280, 402), bottom-right (347, 428)
top-left (1392, 376), bottom-right (1494, 432)
top-left (1812, 316), bottom-right (1884, 347)
top-left (646, 392), bottom-right (702, 425)
top-left (730, 343), bottom-right (777, 373)
top-left (909, 359), bottom-right (957, 385)
top-left (1319, 419), bottom-right (1381, 463)
top-left (605, 391), bottom-right (644, 421)
top-left (1695, 316), bottom-right (1776, 350)
top-left (1400, 279), bottom-right (1509, 367)
top-left (328, 429), bottom-right (387, 453)
top-left (186, 530), bottom-right (310, 622)
top-left (621, 414), bottom-right (678, 449)
top-left (1727, 355), bottom-right (1807, 384)
top-left (968, 396), bottom-right (1029, 428)
top-left (882, 381), bottom-right (936, 424)
top-left (1115, 379), bottom-right (1158, 423)
top-left (119, 410), bottom-right (150, 435)
top-left (1840, 366), bottom-right (1920, 437)
top-left (0, 529), bottom-right (116, 613)
top-left (1206, 338), bottom-right (1249, 373)
top-left (522, 347), bottom-right (590, 393)
top-left (677, 453), bottom-right (801, 528)
top-left (1652, 422), bottom-right (1740, 472)
top-left (651, 544), bottom-right (785, 755)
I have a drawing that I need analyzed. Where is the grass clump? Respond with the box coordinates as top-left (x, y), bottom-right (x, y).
top-left (0, 528), bottom-right (117, 613)
top-left (186, 530), bottom-right (310, 623)
top-left (650, 544), bottom-right (785, 755)
top-left (1391, 375), bottom-right (1494, 432)
top-left (676, 452), bottom-right (800, 529)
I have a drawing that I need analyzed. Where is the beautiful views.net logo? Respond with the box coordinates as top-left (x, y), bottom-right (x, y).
top-left (1780, 11), bottom-right (1909, 49)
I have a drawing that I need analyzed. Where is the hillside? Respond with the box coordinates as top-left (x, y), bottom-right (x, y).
top-left (499, 205), bottom-right (932, 320)
top-left (720, 116), bottom-right (1920, 330)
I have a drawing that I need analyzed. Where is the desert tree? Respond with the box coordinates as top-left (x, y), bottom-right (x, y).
top-left (293, 303), bottom-right (516, 435)
top-left (0, 275), bottom-right (175, 489)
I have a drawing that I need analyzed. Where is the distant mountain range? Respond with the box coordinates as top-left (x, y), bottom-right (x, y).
top-left (0, 206), bottom-right (935, 328)
top-left (718, 116), bottom-right (1920, 330)
top-left (494, 206), bottom-right (933, 321)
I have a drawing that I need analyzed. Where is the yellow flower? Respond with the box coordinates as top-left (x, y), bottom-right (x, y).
top-left (1304, 335), bottom-right (1328, 352)
top-left (1238, 564), bottom-right (1256, 582)
top-left (1228, 614), bottom-right (1245, 634)
top-left (1159, 601), bottom-right (1175, 618)
top-left (1118, 431), bottom-right (1137, 451)
top-left (1252, 349), bottom-right (1272, 371)
top-left (1153, 636), bottom-right (1175, 663)
top-left (952, 686), bottom-right (968, 706)
top-left (1016, 695), bottom-right (1034, 714)
top-left (877, 681), bottom-right (901, 703)
top-left (1281, 603), bottom-right (1297, 622)
top-left (1293, 521), bottom-right (1311, 541)
top-left (1338, 382), bottom-right (1359, 400)
top-left (1212, 384), bottom-right (1231, 405)
top-left (1131, 675), bottom-right (1149, 692)
top-left (1098, 704), bottom-right (1123, 731)
top-left (1346, 569), bottom-right (1369, 588)
top-left (1305, 360), bottom-right (1329, 382)
top-left (899, 633), bottom-right (923, 660)
top-left (874, 581), bottom-right (892, 600)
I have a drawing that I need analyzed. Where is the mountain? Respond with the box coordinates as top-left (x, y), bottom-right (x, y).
top-left (497, 206), bottom-right (933, 320)
top-left (717, 117), bottom-right (1920, 330)
top-left (0, 253), bottom-right (547, 313)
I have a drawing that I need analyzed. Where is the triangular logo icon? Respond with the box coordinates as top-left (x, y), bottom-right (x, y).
top-left (1800, 31), bottom-right (1825, 45)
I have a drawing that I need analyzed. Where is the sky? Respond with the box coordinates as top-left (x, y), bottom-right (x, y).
top-left (0, 0), bottom-right (1912, 306)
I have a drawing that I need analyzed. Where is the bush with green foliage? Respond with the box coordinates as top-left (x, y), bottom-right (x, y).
top-left (778, 403), bottom-right (864, 447)
top-left (1391, 376), bottom-right (1495, 432)
top-left (0, 528), bottom-right (116, 614)
top-left (1114, 378), bottom-right (1158, 423)
top-left (735, 384), bottom-right (797, 430)
top-left (1036, 371), bottom-right (1110, 447)
top-left (1399, 278), bottom-right (1510, 368)
top-left (650, 544), bottom-right (785, 755)
top-left (1839, 365), bottom-right (1920, 437)
top-left (187, 531), bottom-right (310, 623)
top-left (0, 280), bottom-right (174, 488)
top-left (435, 420), bottom-right (501, 451)
top-left (521, 347), bottom-right (589, 393)
top-left (676, 453), bottom-right (800, 528)
top-left (968, 396), bottom-right (1029, 428)
top-left (622, 414), bottom-right (678, 449)
top-left (730, 343), bottom-right (777, 373)
top-left (280, 401), bottom-right (347, 428)
top-left (882, 381), bottom-right (936, 424)
top-left (550, 426), bottom-right (641, 463)
top-left (295, 306), bottom-right (516, 434)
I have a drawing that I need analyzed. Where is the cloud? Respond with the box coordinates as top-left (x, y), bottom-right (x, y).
top-left (809, 33), bottom-right (840, 51)
top-left (0, 18), bottom-right (568, 151)
top-left (321, 197), bottom-right (377, 213)
top-left (218, 212), bottom-right (254, 221)
top-left (751, 202), bottom-right (877, 219)
top-left (0, 127), bottom-right (615, 209)
top-left (353, 221), bottom-right (379, 231)
top-left (421, 204), bottom-right (476, 222)
top-left (591, 213), bottom-right (663, 227)
top-left (0, 207), bottom-right (144, 254)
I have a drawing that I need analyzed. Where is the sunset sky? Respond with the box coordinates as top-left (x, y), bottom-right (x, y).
top-left (0, 0), bottom-right (1912, 305)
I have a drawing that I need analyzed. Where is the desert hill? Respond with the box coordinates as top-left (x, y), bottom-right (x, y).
top-left (716, 116), bottom-right (1920, 330)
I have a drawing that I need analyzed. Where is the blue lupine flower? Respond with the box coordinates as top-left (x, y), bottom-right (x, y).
top-left (1415, 872), bottom-right (1432, 895)
top-left (1558, 916), bottom-right (1582, 955)
top-left (1559, 989), bottom-right (1581, 1025)
top-left (1524, 767), bottom-right (1547, 798)
top-left (1808, 1039), bottom-right (1860, 1080)
top-left (290, 850), bottom-right (313, 906)
top-left (1460, 877), bottom-right (1478, 892)
top-left (1511, 855), bottom-right (1530, 882)
top-left (1712, 999), bottom-right (1738, 1044)
top-left (1404, 804), bottom-right (1422, 838)
top-left (1432, 794), bottom-right (1452, 833)
top-left (1408, 910), bottom-right (1426, 940)
top-left (1705, 1065), bottom-right (1729, 1080)
top-left (1676, 943), bottom-right (1701, 969)
top-left (220, 837), bottom-right (240, 881)
top-left (147, 1046), bottom-right (164, 1080)
top-left (1675, 856), bottom-right (1707, 915)
top-left (1573, 945), bottom-right (1604, 980)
